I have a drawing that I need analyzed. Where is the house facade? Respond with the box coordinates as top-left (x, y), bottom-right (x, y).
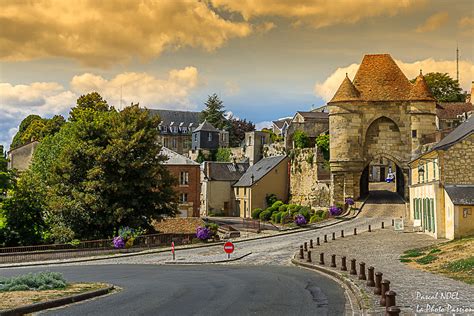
top-left (191, 120), bottom-right (228, 150)
top-left (436, 102), bottom-right (472, 131)
top-left (244, 131), bottom-right (271, 165)
top-left (409, 119), bottom-right (474, 239)
top-left (272, 118), bottom-right (291, 137)
top-left (233, 155), bottom-right (289, 218)
top-left (284, 111), bottom-right (329, 150)
top-left (161, 147), bottom-right (201, 217)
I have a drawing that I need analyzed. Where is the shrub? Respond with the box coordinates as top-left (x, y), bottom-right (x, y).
top-left (289, 205), bottom-right (302, 215)
top-left (315, 209), bottom-right (324, 217)
top-left (298, 206), bottom-right (311, 221)
top-left (259, 210), bottom-right (272, 221)
top-left (113, 236), bottom-right (125, 249)
top-left (265, 194), bottom-right (278, 206)
top-left (196, 226), bottom-right (212, 240)
top-left (310, 215), bottom-right (323, 224)
top-left (251, 208), bottom-right (263, 219)
top-left (271, 201), bottom-right (284, 209)
top-left (0, 272), bottom-right (67, 292)
top-left (278, 205), bottom-right (287, 212)
top-left (329, 205), bottom-right (342, 216)
top-left (345, 197), bottom-right (355, 206)
top-left (274, 212), bottom-right (283, 224)
top-left (294, 214), bottom-right (307, 226)
top-left (321, 210), bottom-right (329, 219)
top-left (280, 213), bottom-right (292, 224)
top-left (293, 130), bottom-right (310, 148)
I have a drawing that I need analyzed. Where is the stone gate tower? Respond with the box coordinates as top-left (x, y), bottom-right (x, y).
top-left (328, 54), bottom-right (437, 203)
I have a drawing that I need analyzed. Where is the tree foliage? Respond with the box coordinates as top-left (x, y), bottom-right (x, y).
top-left (293, 130), bottom-right (310, 148)
top-left (11, 115), bottom-right (65, 149)
top-left (411, 72), bottom-right (465, 102)
top-left (216, 148), bottom-right (232, 162)
top-left (228, 116), bottom-right (255, 147)
top-left (316, 134), bottom-right (330, 160)
top-left (69, 92), bottom-right (110, 122)
top-left (200, 94), bottom-right (228, 130)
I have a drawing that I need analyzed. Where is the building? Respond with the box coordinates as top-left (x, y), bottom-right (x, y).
top-left (284, 111), bottom-right (329, 150)
top-left (201, 161), bottom-right (249, 217)
top-left (409, 118), bottom-right (474, 239)
top-left (191, 120), bottom-right (228, 151)
top-left (7, 141), bottom-right (39, 171)
top-left (328, 54), bottom-right (438, 203)
top-left (149, 109), bottom-right (200, 155)
top-left (161, 147), bottom-right (201, 217)
top-left (272, 118), bottom-right (291, 137)
top-left (233, 155), bottom-right (289, 218)
top-left (244, 131), bottom-right (271, 165)
top-left (436, 102), bottom-right (473, 130)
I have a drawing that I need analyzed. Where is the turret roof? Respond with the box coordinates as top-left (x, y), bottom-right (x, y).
top-left (330, 75), bottom-right (360, 102)
top-left (409, 71), bottom-right (435, 101)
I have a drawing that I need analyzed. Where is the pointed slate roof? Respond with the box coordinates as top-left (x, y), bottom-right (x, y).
top-left (193, 120), bottom-right (220, 133)
top-left (409, 71), bottom-right (435, 101)
top-left (330, 75), bottom-right (360, 102)
top-left (204, 161), bottom-right (249, 181)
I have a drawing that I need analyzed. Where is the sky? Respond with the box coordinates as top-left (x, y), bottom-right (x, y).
top-left (1, 0), bottom-right (473, 150)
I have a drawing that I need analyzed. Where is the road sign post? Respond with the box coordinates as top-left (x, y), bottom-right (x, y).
top-left (224, 241), bottom-right (234, 259)
top-left (171, 241), bottom-right (175, 260)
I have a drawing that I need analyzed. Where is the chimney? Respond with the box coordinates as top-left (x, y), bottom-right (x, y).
top-left (251, 174), bottom-right (255, 185)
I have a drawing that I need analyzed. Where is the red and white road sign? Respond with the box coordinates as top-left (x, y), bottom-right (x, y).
top-left (224, 241), bottom-right (234, 254)
top-left (171, 241), bottom-right (175, 253)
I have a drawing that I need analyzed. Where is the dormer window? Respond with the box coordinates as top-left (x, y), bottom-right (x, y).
top-left (208, 133), bottom-right (212, 142)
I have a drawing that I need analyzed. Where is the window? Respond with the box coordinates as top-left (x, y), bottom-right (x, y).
top-left (412, 130), bottom-right (417, 138)
top-left (180, 193), bottom-right (188, 203)
top-left (425, 163), bottom-right (428, 182)
top-left (194, 133), bottom-right (197, 141)
top-left (180, 171), bottom-right (189, 185)
top-left (172, 139), bottom-right (177, 148)
top-left (433, 159), bottom-right (438, 180)
top-left (208, 133), bottom-right (212, 142)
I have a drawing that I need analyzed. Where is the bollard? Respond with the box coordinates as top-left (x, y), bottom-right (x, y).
top-left (332, 232), bottom-right (336, 240)
top-left (304, 242), bottom-right (308, 252)
top-left (385, 290), bottom-right (397, 309)
top-left (299, 245), bottom-right (304, 259)
top-left (368, 224), bottom-right (372, 232)
top-left (354, 227), bottom-right (357, 235)
top-left (382, 221), bottom-right (385, 229)
top-left (358, 262), bottom-right (367, 280)
top-left (330, 254), bottom-right (337, 267)
top-left (391, 219), bottom-right (394, 226)
top-left (316, 237), bottom-right (320, 246)
top-left (367, 266), bottom-right (375, 287)
top-left (319, 252), bottom-right (325, 265)
top-left (341, 256), bottom-right (347, 271)
top-left (380, 280), bottom-right (391, 306)
top-left (386, 306), bottom-right (401, 316)
top-left (324, 234), bottom-right (328, 243)
top-left (341, 230), bottom-right (344, 238)
top-left (374, 272), bottom-right (383, 295)
top-left (310, 239), bottom-right (313, 248)
top-left (350, 259), bottom-right (357, 275)
top-left (306, 250), bottom-right (312, 263)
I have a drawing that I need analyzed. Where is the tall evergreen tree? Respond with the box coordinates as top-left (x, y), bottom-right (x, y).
top-left (200, 93), bottom-right (228, 130)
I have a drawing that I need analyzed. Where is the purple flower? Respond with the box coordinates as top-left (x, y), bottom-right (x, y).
top-left (294, 214), bottom-right (307, 226)
top-left (345, 198), bottom-right (355, 206)
top-left (329, 205), bottom-right (342, 216)
top-left (196, 226), bottom-right (212, 240)
top-left (113, 236), bottom-right (125, 249)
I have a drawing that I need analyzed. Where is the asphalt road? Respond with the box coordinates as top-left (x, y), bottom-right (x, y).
top-left (2, 265), bottom-right (346, 316)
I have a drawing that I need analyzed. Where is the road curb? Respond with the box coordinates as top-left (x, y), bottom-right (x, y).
top-left (163, 252), bottom-right (252, 265)
top-left (291, 256), bottom-right (370, 315)
top-left (0, 284), bottom-right (115, 316)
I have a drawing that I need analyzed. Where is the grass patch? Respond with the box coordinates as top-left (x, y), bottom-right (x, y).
top-left (400, 249), bottom-right (425, 258)
top-left (429, 248), bottom-right (441, 254)
top-left (415, 254), bottom-right (438, 265)
top-left (442, 256), bottom-right (474, 273)
top-left (0, 272), bottom-right (67, 292)
top-left (399, 258), bottom-right (412, 263)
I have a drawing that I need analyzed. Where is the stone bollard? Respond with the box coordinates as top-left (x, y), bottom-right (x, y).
top-left (316, 237), bottom-right (320, 246)
top-left (324, 234), bottom-right (328, 243)
top-left (350, 259), bottom-right (357, 275)
top-left (385, 290), bottom-right (397, 309)
top-left (304, 242), bottom-right (308, 252)
top-left (380, 280), bottom-right (391, 306)
top-left (332, 232), bottom-right (336, 240)
top-left (341, 230), bottom-right (344, 238)
top-left (374, 272), bottom-right (383, 295)
top-left (382, 221), bottom-right (385, 229)
top-left (306, 250), bottom-right (312, 263)
top-left (368, 224), bottom-right (372, 232)
top-left (341, 256), bottom-right (347, 271)
top-left (391, 219), bottom-right (394, 226)
top-left (319, 252), bottom-right (325, 265)
top-left (354, 227), bottom-right (357, 235)
top-left (367, 266), bottom-right (375, 287)
top-left (331, 254), bottom-right (337, 267)
top-left (386, 306), bottom-right (401, 316)
top-left (310, 239), bottom-right (313, 248)
top-left (299, 245), bottom-right (304, 259)
top-left (358, 262), bottom-right (367, 280)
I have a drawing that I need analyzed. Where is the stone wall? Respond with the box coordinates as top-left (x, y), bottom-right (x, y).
top-left (7, 141), bottom-right (39, 171)
top-left (289, 148), bottom-right (331, 207)
top-left (263, 142), bottom-right (286, 157)
top-left (441, 134), bottom-right (474, 185)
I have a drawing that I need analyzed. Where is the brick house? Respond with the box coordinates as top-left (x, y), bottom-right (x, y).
top-left (161, 147), bottom-right (201, 217)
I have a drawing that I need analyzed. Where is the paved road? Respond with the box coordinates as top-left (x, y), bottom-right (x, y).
top-left (2, 265), bottom-right (346, 316)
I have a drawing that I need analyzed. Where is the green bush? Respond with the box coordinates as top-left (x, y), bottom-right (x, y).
top-left (259, 210), bottom-right (272, 221)
top-left (274, 212), bottom-right (283, 224)
top-left (321, 210), bottom-right (329, 219)
top-left (271, 201), bottom-right (284, 209)
top-left (205, 223), bottom-right (219, 235)
top-left (298, 206), bottom-right (311, 221)
top-left (278, 205), bottom-right (287, 212)
top-left (0, 272), bottom-right (67, 292)
top-left (315, 209), bottom-right (324, 217)
top-left (265, 194), bottom-right (278, 206)
top-left (280, 213), bottom-right (292, 224)
top-left (251, 208), bottom-right (263, 219)
top-left (310, 214), bottom-right (323, 224)
top-left (293, 130), bottom-right (310, 148)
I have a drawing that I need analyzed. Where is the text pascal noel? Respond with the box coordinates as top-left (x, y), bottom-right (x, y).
top-left (415, 291), bottom-right (473, 314)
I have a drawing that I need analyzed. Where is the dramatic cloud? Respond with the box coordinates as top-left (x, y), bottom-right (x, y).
top-left (0, 0), bottom-right (252, 67)
top-left (458, 16), bottom-right (474, 35)
top-left (416, 12), bottom-right (449, 33)
top-left (212, 0), bottom-right (425, 28)
top-left (314, 58), bottom-right (474, 102)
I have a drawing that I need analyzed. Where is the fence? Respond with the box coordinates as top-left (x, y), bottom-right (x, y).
top-left (0, 233), bottom-right (195, 264)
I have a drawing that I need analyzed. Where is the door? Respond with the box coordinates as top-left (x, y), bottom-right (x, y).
top-left (380, 167), bottom-right (386, 182)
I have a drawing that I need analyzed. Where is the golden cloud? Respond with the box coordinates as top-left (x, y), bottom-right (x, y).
top-left (458, 16), bottom-right (474, 35)
top-left (416, 12), bottom-right (449, 33)
top-left (0, 0), bottom-right (252, 67)
top-left (315, 58), bottom-right (474, 102)
top-left (212, 0), bottom-right (424, 28)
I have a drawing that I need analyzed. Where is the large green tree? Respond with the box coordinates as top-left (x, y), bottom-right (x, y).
top-left (69, 92), bottom-right (110, 122)
top-left (412, 72), bottom-right (465, 102)
top-left (200, 93), bottom-right (228, 130)
top-left (11, 115), bottom-right (65, 149)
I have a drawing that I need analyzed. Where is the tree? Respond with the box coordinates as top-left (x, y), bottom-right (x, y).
top-left (200, 93), bottom-right (228, 130)
top-left (0, 148), bottom-right (15, 198)
top-left (411, 72), bottom-right (465, 102)
top-left (228, 116), bottom-right (255, 147)
top-left (316, 134), bottom-right (330, 160)
top-left (293, 130), bottom-right (310, 148)
top-left (216, 148), bottom-right (232, 162)
top-left (11, 115), bottom-right (65, 149)
top-left (69, 92), bottom-right (110, 121)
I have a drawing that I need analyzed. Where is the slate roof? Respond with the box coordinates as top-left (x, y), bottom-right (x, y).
top-left (203, 162), bottom-right (249, 181)
top-left (437, 102), bottom-right (473, 119)
top-left (431, 118), bottom-right (473, 151)
top-left (160, 147), bottom-right (199, 165)
top-left (409, 72), bottom-right (435, 101)
top-left (148, 109), bottom-right (200, 127)
top-left (193, 120), bottom-right (220, 133)
top-left (445, 185), bottom-right (474, 205)
top-left (295, 111), bottom-right (329, 120)
top-left (233, 155), bottom-right (287, 187)
top-left (272, 118), bottom-right (291, 129)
